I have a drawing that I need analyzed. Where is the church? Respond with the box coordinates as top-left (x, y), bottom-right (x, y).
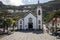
top-left (18, 1), bottom-right (43, 30)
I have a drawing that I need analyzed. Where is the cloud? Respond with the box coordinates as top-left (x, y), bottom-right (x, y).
top-left (23, 0), bottom-right (51, 4)
top-left (0, 0), bottom-right (24, 6)
top-left (10, 0), bottom-right (24, 6)
top-left (0, 0), bottom-right (51, 6)
top-left (28, 0), bottom-right (31, 2)
top-left (0, 0), bottom-right (10, 5)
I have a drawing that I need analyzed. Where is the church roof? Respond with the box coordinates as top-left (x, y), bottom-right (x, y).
top-left (15, 4), bottom-right (42, 19)
top-left (17, 10), bottom-right (37, 19)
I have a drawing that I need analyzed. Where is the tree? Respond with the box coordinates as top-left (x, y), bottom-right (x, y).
top-left (0, 10), bottom-right (12, 33)
top-left (6, 18), bottom-right (12, 33)
top-left (12, 20), bottom-right (17, 31)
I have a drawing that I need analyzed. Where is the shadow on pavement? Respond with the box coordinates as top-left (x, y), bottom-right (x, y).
top-left (56, 36), bottom-right (60, 39)
top-left (15, 29), bottom-right (43, 34)
top-left (0, 30), bottom-right (13, 35)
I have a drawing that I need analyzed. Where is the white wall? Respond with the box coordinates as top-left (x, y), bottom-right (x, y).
top-left (37, 6), bottom-right (43, 29)
top-left (24, 13), bottom-right (37, 30)
top-left (18, 19), bottom-right (23, 29)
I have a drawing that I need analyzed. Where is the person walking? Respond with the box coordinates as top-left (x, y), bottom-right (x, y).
top-left (46, 27), bottom-right (49, 33)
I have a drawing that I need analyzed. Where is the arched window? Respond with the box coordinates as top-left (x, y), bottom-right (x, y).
top-left (20, 20), bottom-right (23, 29)
top-left (39, 25), bottom-right (40, 29)
top-left (38, 10), bottom-right (40, 15)
top-left (29, 17), bottom-right (32, 23)
top-left (20, 25), bottom-right (22, 29)
top-left (38, 20), bottom-right (41, 29)
top-left (39, 20), bottom-right (40, 24)
top-left (20, 20), bottom-right (22, 24)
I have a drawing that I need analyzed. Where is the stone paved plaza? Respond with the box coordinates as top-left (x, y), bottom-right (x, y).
top-left (0, 31), bottom-right (60, 40)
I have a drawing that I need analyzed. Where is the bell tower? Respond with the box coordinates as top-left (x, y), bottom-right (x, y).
top-left (37, 0), bottom-right (43, 30)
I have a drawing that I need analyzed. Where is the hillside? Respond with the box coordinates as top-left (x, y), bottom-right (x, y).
top-left (0, 0), bottom-right (60, 11)
top-left (42, 0), bottom-right (60, 21)
top-left (0, 0), bottom-right (60, 21)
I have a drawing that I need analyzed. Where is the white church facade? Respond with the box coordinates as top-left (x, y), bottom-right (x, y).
top-left (18, 2), bottom-right (43, 30)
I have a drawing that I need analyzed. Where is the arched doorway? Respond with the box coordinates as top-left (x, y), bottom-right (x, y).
top-left (28, 17), bottom-right (33, 30)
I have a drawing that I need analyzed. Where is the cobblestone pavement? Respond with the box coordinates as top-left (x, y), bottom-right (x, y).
top-left (0, 31), bottom-right (60, 40)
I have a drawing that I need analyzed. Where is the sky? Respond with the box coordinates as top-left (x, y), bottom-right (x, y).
top-left (0, 0), bottom-right (51, 6)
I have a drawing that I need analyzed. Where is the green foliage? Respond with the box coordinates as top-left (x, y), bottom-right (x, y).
top-left (6, 18), bottom-right (12, 26)
top-left (54, 10), bottom-right (60, 17)
top-left (12, 20), bottom-right (17, 26)
top-left (0, 9), bottom-right (11, 18)
top-left (45, 10), bottom-right (60, 23)
top-left (43, 0), bottom-right (60, 22)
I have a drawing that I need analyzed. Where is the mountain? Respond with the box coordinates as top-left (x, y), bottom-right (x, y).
top-left (0, 0), bottom-right (60, 21)
top-left (0, 1), bottom-right (17, 9)
top-left (42, 0), bottom-right (60, 21)
top-left (43, 0), bottom-right (60, 11)
top-left (0, 1), bottom-right (5, 9)
top-left (0, 0), bottom-right (60, 10)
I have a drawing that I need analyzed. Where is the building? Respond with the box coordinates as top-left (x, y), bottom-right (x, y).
top-left (48, 17), bottom-right (60, 29)
top-left (17, 1), bottom-right (43, 30)
top-left (47, 17), bottom-right (60, 33)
